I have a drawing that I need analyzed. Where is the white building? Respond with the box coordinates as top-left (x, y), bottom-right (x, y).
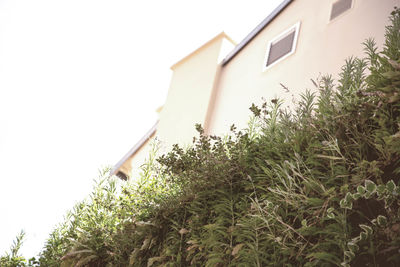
top-left (111, 0), bottom-right (398, 180)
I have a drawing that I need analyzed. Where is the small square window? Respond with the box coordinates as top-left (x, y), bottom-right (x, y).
top-left (263, 22), bottom-right (300, 71)
top-left (330, 0), bottom-right (353, 21)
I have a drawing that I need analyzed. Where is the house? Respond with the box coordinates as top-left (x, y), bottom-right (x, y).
top-left (110, 0), bottom-right (398, 180)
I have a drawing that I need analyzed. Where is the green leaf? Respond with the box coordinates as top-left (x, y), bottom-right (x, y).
top-left (377, 215), bottom-right (388, 226)
top-left (340, 199), bottom-right (352, 210)
top-left (357, 185), bottom-right (365, 195)
top-left (345, 192), bottom-right (353, 203)
top-left (376, 185), bottom-right (386, 196)
top-left (386, 180), bottom-right (396, 193)
top-left (307, 198), bottom-right (324, 206)
top-left (339, 199), bottom-right (347, 208)
top-left (365, 180), bottom-right (376, 193)
top-left (359, 224), bottom-right (373, 236)
top-left (360, 232), bottom-right (368, 241)
top-left (327, 213), bottom-right (335, 219)
top-left (204, 224), bottom-right (217, 230)
top-left (382, 70), bottom-right (400, 79)
top-left (327, 207), bottom-right (334, 213)
top-left (364, 191), bottom-right (373, 199)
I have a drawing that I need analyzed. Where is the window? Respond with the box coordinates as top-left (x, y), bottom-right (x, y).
top-left (330, 0), bottom-right (353, 21)
top-left (263, 22), bottom-right (300, 70)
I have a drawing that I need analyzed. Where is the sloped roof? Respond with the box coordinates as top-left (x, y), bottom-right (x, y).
top-left (222, 0), bottom-right (293, 65)
top-left (110, 121), bottom-right (158, 177)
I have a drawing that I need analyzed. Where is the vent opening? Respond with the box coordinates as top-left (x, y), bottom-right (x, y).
top-left (330, 0), bottom-right (352, 21)
top-left (267, 30), bottom-right (296, 66)
top-left (264, 22), bottom-right (300, 70)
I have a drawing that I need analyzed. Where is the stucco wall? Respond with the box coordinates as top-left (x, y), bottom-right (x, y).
top-left (115, 35), bottom-right (235, 180)
top-left (114, 0), bottom-right (398, 180)
top-left (207, 0), bottom-right (398, 136)
top-left (156, 33), bottom-right (234, 150)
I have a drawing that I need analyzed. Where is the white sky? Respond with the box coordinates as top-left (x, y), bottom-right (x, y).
top-left (0, 0), bottom-right (283, 258)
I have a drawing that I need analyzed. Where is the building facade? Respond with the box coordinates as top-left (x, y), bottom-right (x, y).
top-left (111, 0), bottom-right (398, 180)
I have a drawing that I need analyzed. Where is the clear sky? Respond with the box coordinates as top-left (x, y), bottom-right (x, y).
top-left (0, 0), bottom-right (283, 258)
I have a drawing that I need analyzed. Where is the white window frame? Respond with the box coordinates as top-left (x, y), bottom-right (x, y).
top-left (328, 0), bottom-right (354, 23)
top-left (263, 21), bottom-right (301, 72)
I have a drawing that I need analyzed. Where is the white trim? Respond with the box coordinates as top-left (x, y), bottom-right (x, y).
top-left (262, 21), bottom-right (301, 72)
top-left (328, 0), bottom-right (354, 23)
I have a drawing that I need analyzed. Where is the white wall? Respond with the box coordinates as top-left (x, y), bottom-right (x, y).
top-left (208, 0), bottom-right (397, 136)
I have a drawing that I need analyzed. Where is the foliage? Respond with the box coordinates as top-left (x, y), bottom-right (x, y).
top-left (0, 231), bottom-right (39, 267)
top-left (37, 142), bottom-right (181, 267)
top-left (8, 7), bottom-right (400, 266)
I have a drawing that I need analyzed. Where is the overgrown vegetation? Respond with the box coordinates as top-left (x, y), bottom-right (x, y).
top-left (3, 7), bottom-right (400, 266)
top-left (0, 231), bottom-right (39, 267)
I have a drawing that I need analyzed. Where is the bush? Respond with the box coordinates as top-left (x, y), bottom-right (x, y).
top-left (12, 7), bottom-right (400, 267)
top-left (0, 231), bottom-right (39, 267)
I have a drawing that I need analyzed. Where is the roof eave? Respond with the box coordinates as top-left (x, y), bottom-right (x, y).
top-left (109, 121), bottom-right (158, 176)
top-left (222, 0), bottom-right (294, 66)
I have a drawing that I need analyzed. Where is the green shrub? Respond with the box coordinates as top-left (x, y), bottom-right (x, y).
top-left (0, 231), bottom-right (39, 267)
top-left (14, 7), bottom-right (400, 267)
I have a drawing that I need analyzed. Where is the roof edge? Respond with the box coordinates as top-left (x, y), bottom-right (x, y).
top-left (171, 32), bottom-right (237, 70)
top-left (222, 0), bottom-right (293, 66)
top-left (110, 121), bottom-right (158, 176)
